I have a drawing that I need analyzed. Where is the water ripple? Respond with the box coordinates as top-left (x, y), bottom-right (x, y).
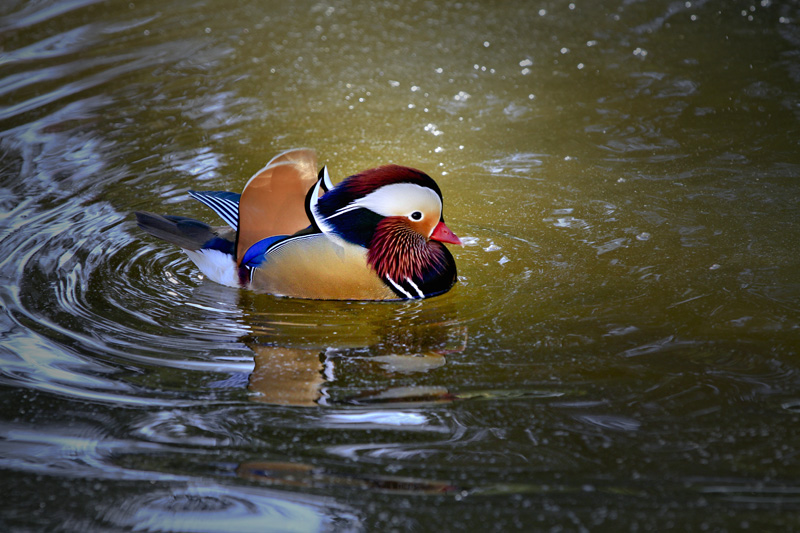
top-left (104, 484), bottom-right (361, 532)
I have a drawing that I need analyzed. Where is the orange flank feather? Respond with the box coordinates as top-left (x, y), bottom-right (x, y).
top-left (236, 149), bottom-right (320, 265)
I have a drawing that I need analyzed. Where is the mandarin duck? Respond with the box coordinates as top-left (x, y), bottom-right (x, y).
top-left (135, 149), bottom-right (461, 300)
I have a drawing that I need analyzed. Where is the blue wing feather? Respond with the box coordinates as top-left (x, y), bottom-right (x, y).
top-left (240, 235), bottom-right (288, 268)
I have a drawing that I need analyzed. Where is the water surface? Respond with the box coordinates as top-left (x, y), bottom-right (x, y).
top-left (1, 0), bottom-right (800, 530)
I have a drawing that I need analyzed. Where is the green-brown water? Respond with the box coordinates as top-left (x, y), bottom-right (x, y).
top-left (2, 1), bottom-right (799, 530)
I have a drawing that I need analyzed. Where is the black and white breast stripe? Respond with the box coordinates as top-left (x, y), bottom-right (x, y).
top-left (385, 275), bottom-right (427, 299)
top-left (189, 190), bottom-right (240, 230)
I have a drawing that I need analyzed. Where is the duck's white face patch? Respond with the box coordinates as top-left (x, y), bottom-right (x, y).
top-left (352, 183), bottom-right (442, 219)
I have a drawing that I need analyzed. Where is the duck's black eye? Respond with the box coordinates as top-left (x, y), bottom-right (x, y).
top-left (410, 211), bottom-right (423, 221)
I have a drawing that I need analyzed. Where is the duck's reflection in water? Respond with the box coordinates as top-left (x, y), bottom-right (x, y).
top-left (232, 299), bottom-right (468, 494)
top-left (243, 306), bottom-right (466, 407)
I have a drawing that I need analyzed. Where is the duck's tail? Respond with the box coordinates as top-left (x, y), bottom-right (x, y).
top-left (135, 212), bottom-right (228, 250)
top-left (135, 212), bottom-right (240, 287)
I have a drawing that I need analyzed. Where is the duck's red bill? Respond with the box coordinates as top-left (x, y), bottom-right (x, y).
top-left (430, 221), bottom-right (462, 245)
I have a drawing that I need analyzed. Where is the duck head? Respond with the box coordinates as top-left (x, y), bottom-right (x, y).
top-left (313, 165), bottom-right (461, 282)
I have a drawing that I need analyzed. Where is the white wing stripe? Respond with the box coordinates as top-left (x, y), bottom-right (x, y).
top-left (189, 192), bottom-right (239, 229)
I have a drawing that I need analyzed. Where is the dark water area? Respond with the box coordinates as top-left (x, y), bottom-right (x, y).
top-left (1, 0), bottom-right (800, 531)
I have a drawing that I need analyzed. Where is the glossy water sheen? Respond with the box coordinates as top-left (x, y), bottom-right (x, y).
top-left (1, 0), bottom-right (799, 530)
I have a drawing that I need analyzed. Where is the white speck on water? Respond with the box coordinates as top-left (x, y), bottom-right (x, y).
top-left (519, 58), bottom-right (533, 67)
top-left (424, 123), bottom-right (443, 136)
top-left (710, 264), bottom-right (721, 270)
top-left (389, 80), bottom-right (400, 87)
top-left (483, 41), bottom-right (490, 47)
top-left (636, 232), bottom-right (651, 241)
top-left (484, 243), bottom-right (501, 252)
top-left (521, 67), bottom-right (531, 75)
top-left (499, 256), bottom-right (510, 265)
top-left (454, 91), bottom-right (471, 102)
top-left (538, 9), bottom-right (547, 16)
